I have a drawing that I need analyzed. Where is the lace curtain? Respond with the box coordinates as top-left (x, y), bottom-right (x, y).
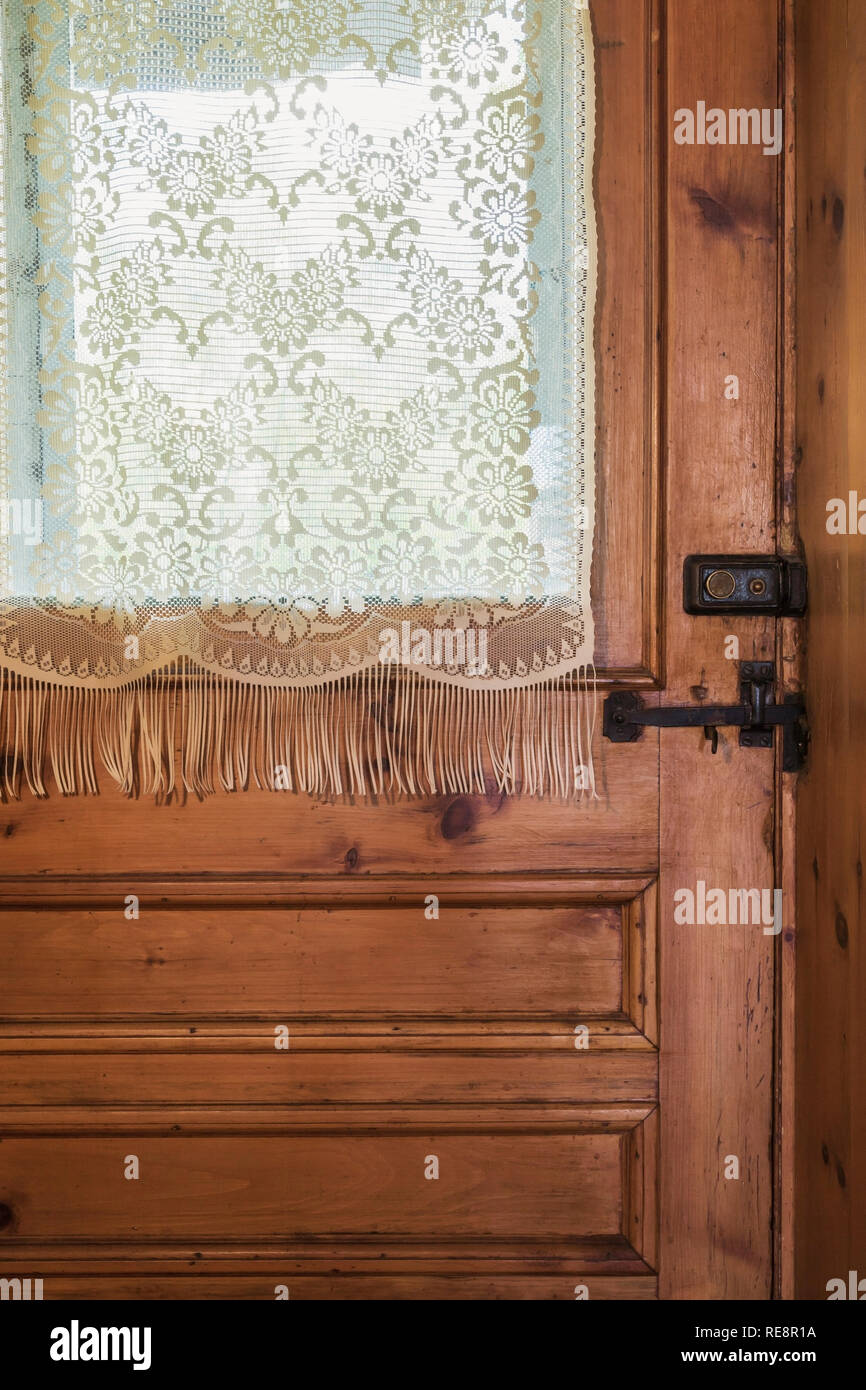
top-left (0, 0), bottom-right (596, 798)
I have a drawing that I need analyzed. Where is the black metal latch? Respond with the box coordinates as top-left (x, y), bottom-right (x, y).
top-left (603, 661), bottom-right (809, 771)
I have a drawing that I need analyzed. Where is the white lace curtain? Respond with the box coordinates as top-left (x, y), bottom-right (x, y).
top-left (0, 1), bottom-right (596, 798)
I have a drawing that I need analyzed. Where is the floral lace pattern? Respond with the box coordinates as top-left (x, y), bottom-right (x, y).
top-left (0, 1), bottom-right (595, 688)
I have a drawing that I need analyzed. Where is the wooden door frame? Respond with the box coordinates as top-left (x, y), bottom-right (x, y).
top-left (659, 0), bottom-right (796, 1299)
top-left (776, 0), bottom-right (798, 1304)
top-left (792, 0), bottom-right (866, 1302)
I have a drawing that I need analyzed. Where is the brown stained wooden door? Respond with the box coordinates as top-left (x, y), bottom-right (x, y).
top-left (0, 0), bottom-right (794, 1300)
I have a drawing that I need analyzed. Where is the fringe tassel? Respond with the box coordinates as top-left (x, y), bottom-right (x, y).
top-left (0, 665), bottom-right (598, 802)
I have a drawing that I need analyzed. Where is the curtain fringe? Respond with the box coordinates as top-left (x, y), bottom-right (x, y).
top-left (0, 664), bottom-right (598, 801)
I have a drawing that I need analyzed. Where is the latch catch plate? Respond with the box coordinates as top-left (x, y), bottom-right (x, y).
top-left (683, 554), bottom-right (807, 616)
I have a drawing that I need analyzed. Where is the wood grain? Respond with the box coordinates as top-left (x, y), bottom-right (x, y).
top-left (0, 1051), bottom-right (658, 1107)
top-left (591, 0), bottom-right (663, 679)
top-left (794, 0), bottom-right (866, 1300)
top-left (658, 0), bottom-right (780, 1299)
top-left (0, 1234), bottom-right (657, 1297)
top-left (0, 1134), bottom-right (627, 1240)
top-left (0, 734), bottom-right (658, 875)
top-left (0, 0), bottom-right (794, 1301)
top-left (775, 0), bottom-right (799, 1300)
top-left (0, 903), bottom-right (626, 1021)
top-left (0, 1275), bottom-right (657, 1300)
top-left (0, 1102), bottom-right (657, 1135)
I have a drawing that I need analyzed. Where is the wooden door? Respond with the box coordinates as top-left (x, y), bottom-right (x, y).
top-left (0, 0), bottom-right (794, 1300)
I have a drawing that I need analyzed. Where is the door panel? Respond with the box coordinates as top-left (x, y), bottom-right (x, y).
top-left (0, 1134), bottom-right (630, 1239)
top-left (0, 733), bottom-right (659, 874)
top-left (0, 0), bottom-right (789, 1300)
top-left (2, 887), bottom-right (655, 1021)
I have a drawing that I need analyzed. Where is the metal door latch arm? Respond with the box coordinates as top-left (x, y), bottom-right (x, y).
top-left (603, 662), bottom-right (809, 771)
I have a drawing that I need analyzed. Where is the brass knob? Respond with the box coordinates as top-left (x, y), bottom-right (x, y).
top-left (705, 569), bottom-right (736, 600)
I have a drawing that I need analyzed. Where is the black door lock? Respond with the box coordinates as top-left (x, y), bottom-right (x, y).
top-left (683, 555), bottom-right (807, 616)
top-left (603, 661), bottom-right (809, 771)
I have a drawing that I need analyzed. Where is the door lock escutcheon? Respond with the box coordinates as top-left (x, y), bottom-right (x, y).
top-left (683, 554), bottom-right (807, 616)
top-left (603, 661), bottom-right (809, 771)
